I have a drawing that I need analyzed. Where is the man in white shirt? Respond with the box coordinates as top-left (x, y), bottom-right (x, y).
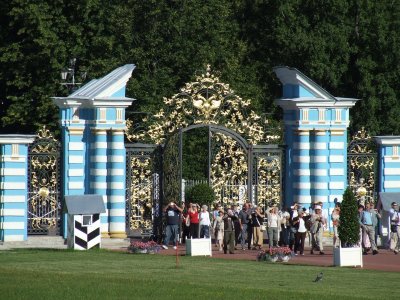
top-left (199, 205), bottom-right (211, 238)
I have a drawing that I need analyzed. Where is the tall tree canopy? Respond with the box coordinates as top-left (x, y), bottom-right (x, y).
top-left (1, 0), bottom-right (400, 136)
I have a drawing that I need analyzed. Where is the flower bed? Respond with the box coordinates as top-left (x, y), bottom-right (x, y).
top-left (129, 240), bottom-right (162, 254)
top-left (257, 247), bottom-right (292, 262)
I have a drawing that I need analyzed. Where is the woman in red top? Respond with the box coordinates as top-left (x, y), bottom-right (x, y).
top-left (187, 203), bottom-right (200, 238)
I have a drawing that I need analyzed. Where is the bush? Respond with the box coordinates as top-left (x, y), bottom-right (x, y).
top-left (338, 187), bottom-right (360, 247)
top-left (185, 183), bottom-right (215, 206)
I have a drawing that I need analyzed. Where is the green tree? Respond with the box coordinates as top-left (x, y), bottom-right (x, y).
top-left (348, 1), bottom-right (400, 135)
top-left (186, 183), bottom-right (215, 207)
top-left (182, 127), bottom-right (209, 181)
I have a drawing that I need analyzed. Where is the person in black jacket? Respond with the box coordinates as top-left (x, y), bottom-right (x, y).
top-left (223, 209), bottom-right (238, 254)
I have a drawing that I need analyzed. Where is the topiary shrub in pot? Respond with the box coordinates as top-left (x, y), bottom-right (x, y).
top-left (338, 187), bottom-right (360, 247)
top-left (334, 187), bottom-right (363, 267)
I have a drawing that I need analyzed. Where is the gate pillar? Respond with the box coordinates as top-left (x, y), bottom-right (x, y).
top-left (274, 67), bottom-right (358, 223)
top-left (0, 135), bottom-right (35, 241)
top-left (53, 64), bottom-right (135, 238)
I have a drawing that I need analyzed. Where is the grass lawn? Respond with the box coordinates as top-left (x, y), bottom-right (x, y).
top-left (0, 249), bottom-right (398, 300)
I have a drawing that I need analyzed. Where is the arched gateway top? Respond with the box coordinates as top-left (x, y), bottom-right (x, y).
top-left (126, 65), bottom-right (280, 145)
top-left (182, 123), bottom-right (249, 150)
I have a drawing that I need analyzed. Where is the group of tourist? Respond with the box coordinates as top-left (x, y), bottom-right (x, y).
top-left (161, 199), bottom-right (400, 255)
top-left (162, 200), bottom-right (327, 255)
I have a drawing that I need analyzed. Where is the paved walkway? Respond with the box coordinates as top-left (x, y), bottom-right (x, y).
top-left (159, 244), bottom-right (400, 272)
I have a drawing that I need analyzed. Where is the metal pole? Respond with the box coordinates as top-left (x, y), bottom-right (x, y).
top-left (248, 145), bottom-right (253, 205)
top-left (178, 129), bottom-right (183, 244)
top-left (208, 126), bottom-right (211, 186)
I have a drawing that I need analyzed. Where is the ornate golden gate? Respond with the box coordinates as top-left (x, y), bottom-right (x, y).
top-left (125, 65), bottom-right (283, 238)
top-left (27, 127), bottom-right (62, 235)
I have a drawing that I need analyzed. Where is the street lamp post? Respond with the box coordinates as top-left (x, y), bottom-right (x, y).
top-left (60, 58), bottom-right (86, 93)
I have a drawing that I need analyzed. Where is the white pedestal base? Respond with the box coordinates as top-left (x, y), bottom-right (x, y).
top-left (185, 238), bottom-right (212, 256)
top-left (333, 246), bottom-right (363, 267)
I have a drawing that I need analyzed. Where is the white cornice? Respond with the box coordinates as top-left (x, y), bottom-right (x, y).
top-left (0, 135), bottom-right (36, 144)
top-left (52, 97), bottom-right (135, 109)
top-left (374, 136), bottom-right (400, 145)
top-left (92, 98), bottom-right (135, 108)
top-left (276, 98), bottom-right (358, 110)
top-left (52, 98), bottom-right (85, 108)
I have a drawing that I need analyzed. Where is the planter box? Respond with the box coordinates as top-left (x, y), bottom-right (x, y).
top-left (185, 238), bottom-right (212, 256)
top-left (333, 246), bottom-right (363, 267)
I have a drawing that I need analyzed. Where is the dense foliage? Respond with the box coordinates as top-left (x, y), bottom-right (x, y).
top-left (1, 1), bottom-right (400, 137)
top-left (338, 187), bottom-right (360, 247)
top-left (185, 183), bottom-right (215, 206)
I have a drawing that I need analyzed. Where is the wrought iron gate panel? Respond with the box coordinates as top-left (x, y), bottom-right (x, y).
top-left (126, 144), bottom-right (160, 237)
top-left (347, 127), bottom-right (377, 204)
top-left (27, 127), bottom-right (61, 235)
top-left (252, 145), bottom-right (283, 209)
top-left (210, 131), bottom-right (248, 205)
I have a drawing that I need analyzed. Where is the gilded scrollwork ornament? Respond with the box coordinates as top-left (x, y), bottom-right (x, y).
top-left (128, 155), bottom-right (153, 230)
top-left (347, 127), bottom-right (377, 204)
top-left (28, 126), bottom-right (61, 233)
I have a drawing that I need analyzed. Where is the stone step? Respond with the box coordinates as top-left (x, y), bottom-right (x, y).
top-left (100, 238), bottom-right (130, 249)
top-left (0, 236), bottom-right (67, 250)
top-left (0, 236), bottom-right (131, 251)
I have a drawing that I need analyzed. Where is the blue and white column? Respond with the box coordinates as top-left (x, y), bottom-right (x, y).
top-left (374, 136), bottom-right (400, 193)
top-left (65, 127), bottom-right (86, 196)
top-left (311, 130), bottom-right (329, 203)
top-left (0, 135), bottom-right (35, 241)
top-left (90, 128), bottom-right (109, 237)
top-left (328, 129), bottom-right (347, 202)
top-left (108, 129), bottom-right (126, 238)
top-left (293, 129), bottom-right (311, 204)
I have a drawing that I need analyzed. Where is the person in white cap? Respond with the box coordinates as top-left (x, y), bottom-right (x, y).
top-left (310, 205), bottom-right (326, 254)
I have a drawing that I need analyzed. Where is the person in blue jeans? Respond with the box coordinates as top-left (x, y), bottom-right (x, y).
top-left (162, 202), bottom-right (183, 250)
top-left (238, 203), bottom-right (250, 250)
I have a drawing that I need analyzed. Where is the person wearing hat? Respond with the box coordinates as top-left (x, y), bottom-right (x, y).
top-left (389, 202), bottom-right (400, 254)
top-left (310, 204), bottom-right (326, 255)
